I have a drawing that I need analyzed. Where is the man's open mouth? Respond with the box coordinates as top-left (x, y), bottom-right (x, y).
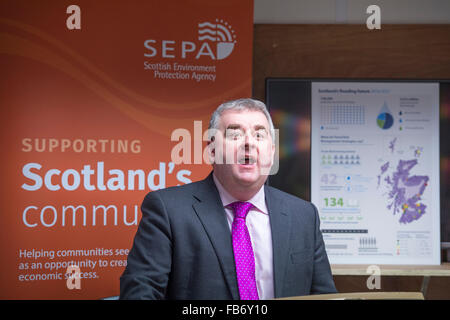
top-left (238, 155), bottom-right (256, 165)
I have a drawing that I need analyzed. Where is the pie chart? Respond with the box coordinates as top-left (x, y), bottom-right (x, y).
top-left (377, 112), bottom-right (394, 129)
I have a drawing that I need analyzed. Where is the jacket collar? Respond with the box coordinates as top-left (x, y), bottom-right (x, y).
top-left (191, 173), bottom-right (240, 299)
top-left (264, 184), bottom-right (291, 298)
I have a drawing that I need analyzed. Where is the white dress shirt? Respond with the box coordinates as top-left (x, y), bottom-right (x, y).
top-left (212, 173), bottom-right (274, 300)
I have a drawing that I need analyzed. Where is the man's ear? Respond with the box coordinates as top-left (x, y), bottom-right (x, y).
top-left (204, 128), bottom-right (223, 165)
top-left (204, 138), bottom-right (215, 165)
top-left (209, 136), bottom-right (215, 155)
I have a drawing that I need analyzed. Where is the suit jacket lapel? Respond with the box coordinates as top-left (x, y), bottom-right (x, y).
top-left (265, 186), bottom-right (291, 298)
top-left (191, 173), bottom-right (240, 300)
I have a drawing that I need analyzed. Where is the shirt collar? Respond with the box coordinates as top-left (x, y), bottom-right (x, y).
top-left (212, 172), bottom-right (268, 215)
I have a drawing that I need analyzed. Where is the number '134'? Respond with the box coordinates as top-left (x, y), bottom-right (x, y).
top-left (324, 197), bottom-right (344, 207)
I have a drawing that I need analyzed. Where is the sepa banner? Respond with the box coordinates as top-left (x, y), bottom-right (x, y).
top-left (0, 0), bottom-right (253, 299)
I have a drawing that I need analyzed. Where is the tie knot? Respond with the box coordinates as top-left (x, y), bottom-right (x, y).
top-left (230, 201), bottom-right (253, 219)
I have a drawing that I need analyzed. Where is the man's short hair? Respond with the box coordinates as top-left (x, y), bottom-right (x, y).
top-left (208, 98), bottom-right (275, 143)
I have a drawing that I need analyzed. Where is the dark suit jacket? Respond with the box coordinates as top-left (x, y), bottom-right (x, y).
top-left (120, 173), bottom-right (337, 299)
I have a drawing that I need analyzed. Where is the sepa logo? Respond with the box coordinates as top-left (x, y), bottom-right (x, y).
top-left (198, 19), bottom-right (237, 60)
top-left (144, 19), bottom-right (237, 61)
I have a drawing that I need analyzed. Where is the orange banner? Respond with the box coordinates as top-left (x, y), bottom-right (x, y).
top-left (0, 0), bottom-right (253, 299)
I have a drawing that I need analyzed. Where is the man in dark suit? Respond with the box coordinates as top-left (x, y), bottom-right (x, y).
top-left (120, 98), bottom-right (336, 299)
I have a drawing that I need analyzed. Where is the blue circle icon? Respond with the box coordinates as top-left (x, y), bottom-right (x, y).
top-left (377, 112), bottom-right (394, 129)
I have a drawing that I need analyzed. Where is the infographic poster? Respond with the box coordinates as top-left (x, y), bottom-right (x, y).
top-left (311, 82), bottom-right (440, 265)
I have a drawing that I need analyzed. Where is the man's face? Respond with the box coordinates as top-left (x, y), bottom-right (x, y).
top-left (211, 109), bottom-right (275, 197)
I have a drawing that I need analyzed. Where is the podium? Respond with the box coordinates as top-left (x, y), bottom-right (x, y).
top-left (331, 263), bottom-right (450, 299)
top-left (277, 292), bottom-right (424, 300)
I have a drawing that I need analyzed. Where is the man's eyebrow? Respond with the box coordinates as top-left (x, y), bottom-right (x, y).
top-left (226, 124), bottom-right (243, 130)
top-left (225, 124), bottom-right (268, 132)
top-left (254, 125), bottom-right (268, 131)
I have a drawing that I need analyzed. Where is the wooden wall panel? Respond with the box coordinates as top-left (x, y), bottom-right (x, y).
top-left (253, 24), bottom-right (450, 100)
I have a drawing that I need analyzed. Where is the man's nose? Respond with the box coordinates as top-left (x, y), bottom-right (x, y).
top-left (244, 132), bottom-right (256, 148)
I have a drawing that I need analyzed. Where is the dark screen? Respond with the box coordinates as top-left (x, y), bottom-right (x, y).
top-left (266, 78), bottom-right (450, 244)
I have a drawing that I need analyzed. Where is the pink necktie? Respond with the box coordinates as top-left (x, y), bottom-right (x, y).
top-left (230, 201), bottom-right (259, 300)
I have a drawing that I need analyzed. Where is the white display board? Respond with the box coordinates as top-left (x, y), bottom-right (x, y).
top-left (311, 82), bottom-right (440, 265)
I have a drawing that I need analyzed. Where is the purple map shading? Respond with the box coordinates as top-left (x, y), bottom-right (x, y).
top-left (389, 138), bottom-right (397, 153)
top-left (377, 161), bottom-right (389, 187)
top-left (383, 159), bottom-right (429, 224)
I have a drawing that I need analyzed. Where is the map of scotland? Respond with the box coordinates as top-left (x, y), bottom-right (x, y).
top-left (377, 141), bottom-right (429, 224)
